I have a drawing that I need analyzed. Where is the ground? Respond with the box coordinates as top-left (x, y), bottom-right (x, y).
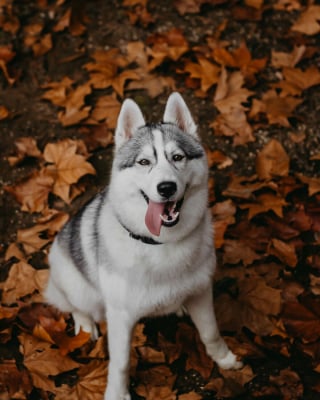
top-left (0, 1), bottom-right (320, 399)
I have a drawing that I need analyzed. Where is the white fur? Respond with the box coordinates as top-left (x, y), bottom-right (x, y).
top-left (45, 92), bottom-right (242, 400)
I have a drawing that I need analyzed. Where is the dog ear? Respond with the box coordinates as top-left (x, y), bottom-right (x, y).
top-left (163, 92), bottom-right (198, 137)
top-left (115, 99), bottom-right (145, 148)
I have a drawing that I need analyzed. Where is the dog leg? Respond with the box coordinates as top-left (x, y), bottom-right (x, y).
top-left (72, 311), bottom-right (99, 340)
top-left (185, 286), bottom-right (243, 370)
top-left (104, 308), bottom-right (134, 400)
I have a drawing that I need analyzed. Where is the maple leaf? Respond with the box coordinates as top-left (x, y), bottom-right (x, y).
top-left (296, 173), bottom-right (320, 196)
top-left (87, 94), bottom-right (121, 127)
top-left (0, 261), bottom-right (48, 304)
top-left (128, 70), bottom-right (176, 98)
top-left (239, 192), bottom-right (288, 219)
top-left (212, 42), bottom-right (267, 82)
top-left (281, 300), bottom-right (320, 342)
top-left (7, 137), bottom-right (42, 166)
top-left (19, 333), bottom-right (79, 392)
top-left (256, 139), bottom-right (290, 180)
top-left (268, 238), bottom-right (298, 267)
top-left (223, 239), bottom-right (261, 266)
top-left (271, 45), bottom-right (306, 68)
top-left (5, 169), bottom-right (54, 213)
top-left (213, 69), bottom-right (254, 144)
top-left (43, 139), bottom-right (95, 203)
top-left (275, 66), bottom-right (320, 97)
top-left (291, 5), bottom-right (320, 35)
top-left (15, 211), bottom-right (68, 257)
top-left (42, 76), bottom-right (75, 107)
top-left (84, 49), bottom-right (139, 96)
top-left (215, 277), bottom-right (281, 335)
top-left (222, 175), bottom-right (274, 199)
top-left (58, 82), bottom-right (92, 126)
top-left (56, 360), bottom-right (107, 400)
top-left (135, 365), bottom-right (177, 400)
top-left (147, 28), bottom-right (189, 70)
top-left (183, 57), bottom-right (220, 92)
top-left (250, 90), bottom-right (302, 127)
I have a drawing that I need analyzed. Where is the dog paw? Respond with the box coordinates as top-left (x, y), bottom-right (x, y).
top-left (73, 312), bottom-right (99, 340)
top-left (104, 391), bottom-right (131, 400)
top-left (216, 350), bottom-right (243, 370)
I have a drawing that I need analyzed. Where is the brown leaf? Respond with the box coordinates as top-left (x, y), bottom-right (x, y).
top-left (43, 139), bottom-right (95, 203)
top-left (268, 238), bottom-right (298, 267)
top-left (223, 239), bottom-right (261, 266)
top-left (239, 192), bottom-right (288, 219)
top-left (7, 137), bottom-right (42, 166)
top-left (183, 57), bottom-right (220, 92)
top-left (19, 333), bottom-right (79, 391)
top-left (135, 365), bottom-right (176, 399)
top-left (213, 42), bottom-right (267, 82)
top-left (256, 139), bottom-right (290, 180)
top-left (88, 94), bottom-right (121, 127)
top-left (5, 169), bottom-right (54, 213)
top-left (206, 149), bottom-right (233, 169)
top-left (212, 200), bottom-right (236, 248)
top-left (296, 173), bottom-right (320, 196)
top-left (270, 368), bottom-right (303, 400)
top-left (0, 360), bottom-right (32, 399)
top-left (216, 277), bottom-right (281, 335)
top-left (275, 66), bottom-right (320, 96)
top-left (250, 90), bottom-right (302, 127)
top-left (271, 46), bottom-right (306, 68)
top-left (0, 261), bottom-right (48, 304)
top-left (291, 5), bottom-right (320, 35)
top-left (282, 301), bottom-right (320, 342)
top-left (147, 28), bottom-right (189, 70)
top-left (57, 360), bottom-right (107, 400)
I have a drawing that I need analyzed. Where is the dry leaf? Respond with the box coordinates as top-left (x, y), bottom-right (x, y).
top-left (183, 57), bottom-right (220, 92)
top-left (268, 238), bottom-right (298, 267)
top-left (256, 139), bottom-right (290, 180)
top-left (291, 5), bottom-right (320, 35)
top-left (5, 169), bottom-right (54, 213)
top-left (43, 139), bottom-right (95, 203)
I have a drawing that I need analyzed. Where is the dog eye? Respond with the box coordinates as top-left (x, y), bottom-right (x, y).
top-left (172, 154), bottom-right (184, 162)
top-left (137, 159), bottom-right (151, 166)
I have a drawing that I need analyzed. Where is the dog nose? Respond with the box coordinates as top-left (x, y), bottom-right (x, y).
top-left (157, 181), bottom-right (177, 198)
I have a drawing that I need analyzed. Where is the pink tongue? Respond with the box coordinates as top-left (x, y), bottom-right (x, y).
top-left (145, 200), bottom-right (165, 236)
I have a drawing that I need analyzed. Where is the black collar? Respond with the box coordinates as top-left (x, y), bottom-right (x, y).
top-left (118, 219), bottom-right (162, 245)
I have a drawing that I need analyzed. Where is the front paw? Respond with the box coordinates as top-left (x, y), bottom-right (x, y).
top-left (216, 350), bottom-right (243, 370)
top-left (104, 388), bottom-right (131, 400)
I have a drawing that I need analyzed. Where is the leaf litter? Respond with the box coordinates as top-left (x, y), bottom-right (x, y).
top-left (0, 0), bottom-right (320, 399)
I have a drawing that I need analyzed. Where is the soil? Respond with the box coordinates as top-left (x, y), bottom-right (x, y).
top-left (0, 1), bottom-right (320, 399)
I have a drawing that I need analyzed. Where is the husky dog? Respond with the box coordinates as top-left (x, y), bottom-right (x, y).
top-left (45, 92), bottom-right (242, 400)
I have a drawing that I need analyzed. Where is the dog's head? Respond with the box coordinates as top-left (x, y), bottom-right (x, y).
top-left (111, 93), bottom-right (209, 239)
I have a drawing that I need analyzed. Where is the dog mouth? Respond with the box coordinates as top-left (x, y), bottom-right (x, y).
top-left (141, 191), bottom-right (184, 236)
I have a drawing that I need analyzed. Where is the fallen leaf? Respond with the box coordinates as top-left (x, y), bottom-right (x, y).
top-left (43, 139), bottom-right (95, 203)
top-left (7, 137), bottom-right (42, 166)
top-left (57, 360), bottom-right (107, 400)
top-left (183, 57), bottom-right (220, 92)
top-left (256, 139), bottom-right (290, 180)
top-left (240, 192), bottom-right (288, 219)
top-left (268, 238), bottom-right (298, 267)
top-left (271, 45), bottom-right (306, 68)
top-left (5, 169), bottom-right (54, 213)
top-left (291, 5), bottom-right (320, 35)
top-left (0, 261), bottom-right (48, 304)
top-left (147, 28), bottom-right (189, 70)
top-left (216, 277), bottom-right (281, 335)
top-left (275, 66), bottom-right (320, 96)
top-left (250, 90), bottom-right (302, 127)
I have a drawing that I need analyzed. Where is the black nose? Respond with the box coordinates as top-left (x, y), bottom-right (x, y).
top-left (157, 181), bottom-right (177, 198)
